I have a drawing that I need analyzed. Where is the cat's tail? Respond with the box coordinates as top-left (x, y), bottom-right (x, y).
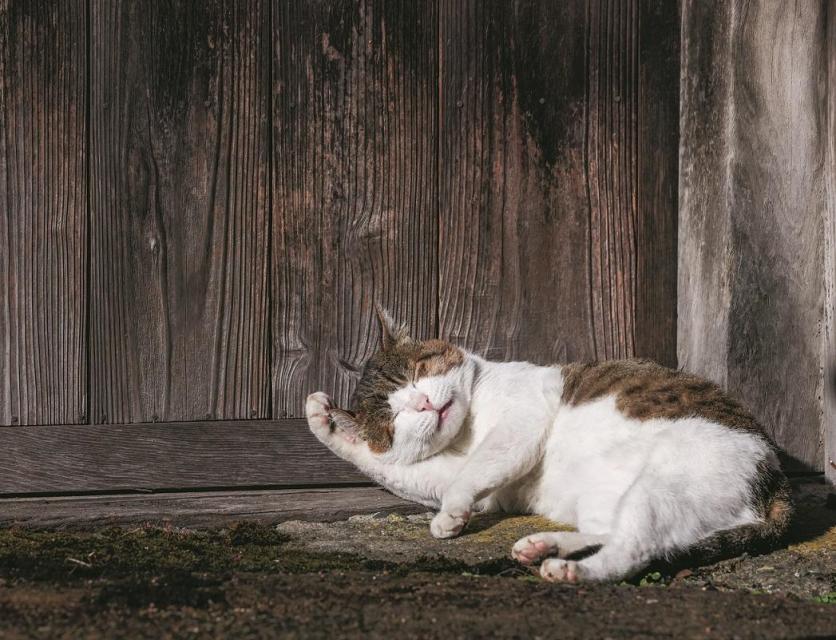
top-left (678, 472), bottom-right (794, 565)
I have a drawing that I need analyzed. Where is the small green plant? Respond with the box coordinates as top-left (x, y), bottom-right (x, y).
top-left (638, 571), bottom-right (663, 587)
top-left (812, 592), bottom-right (836, 604)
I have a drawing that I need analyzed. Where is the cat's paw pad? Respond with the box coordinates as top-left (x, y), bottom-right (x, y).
top-left (305, 392), bottom-right (332, 437)
top-left (430, 510), bottom-right (470, 539)
top-left (540, 558), bottom-right (582, 583)
top-left (511, 535), bottom-right (556, 565)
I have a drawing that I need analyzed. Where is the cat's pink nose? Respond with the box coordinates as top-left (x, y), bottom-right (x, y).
top-left (416, 394), bottom-right (435, 412)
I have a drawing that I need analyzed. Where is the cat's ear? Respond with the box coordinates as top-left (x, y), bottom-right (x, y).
top-left (330, 407), bottom-right (361, 443)
top-left (374, 303), bottom-right (410, 350)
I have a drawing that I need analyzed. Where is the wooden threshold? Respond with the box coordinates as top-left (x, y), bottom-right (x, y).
top-left (0, 486), bottom-right (425, 529)
top-left (0, 419), bottom-right (366, 495)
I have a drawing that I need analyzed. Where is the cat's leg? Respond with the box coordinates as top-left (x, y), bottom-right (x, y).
top-left (306, 392), bottom-right (451, 508)
top-left (539, 477), bottom-right (665, 583)
top-left (431, 408), bottom-right (551, 539)
top-left (540, 540), bottom-right (649, 583)
top-left (511, 532), bottom-right (609, 565)
top-left (305, 392), bottom-right (367, 462)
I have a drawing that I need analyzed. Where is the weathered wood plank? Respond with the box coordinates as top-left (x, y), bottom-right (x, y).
top-left (825, 5), bottom-right (836, 484)
top-left (438, 0), bottom-right (678, 366)
top-left (0, 419), bottom-right (366, 494)
top-left (88, 0), bottom-right (271, 423)
top-left (0, 0), bottom-right (87, 425)
top-left (679, 0), bottom-right (827, 470)
top-left (634, 0), bottom-right (679, 361)
top-left (271, 0), bottom-right (438, 417)
top-left (0, 487), bottom-right (422, 529)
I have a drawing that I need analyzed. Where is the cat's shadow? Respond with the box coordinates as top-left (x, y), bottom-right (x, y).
top-left (457, 512), bottom-right (513, 536)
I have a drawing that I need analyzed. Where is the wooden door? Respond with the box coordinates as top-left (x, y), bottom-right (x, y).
top-left (0, 0), bottom-right (679, 495)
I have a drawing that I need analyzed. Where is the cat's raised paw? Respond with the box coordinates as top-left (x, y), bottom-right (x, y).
top-left (430, 510), bottom-right (470, 539)
top-left (305, 391), bottom-right (332, 437)
top-left (540, 558), bottom-right (583, 583)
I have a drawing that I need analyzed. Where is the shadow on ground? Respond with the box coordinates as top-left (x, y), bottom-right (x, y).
top-left (0, 478), bottom-right (833, 639)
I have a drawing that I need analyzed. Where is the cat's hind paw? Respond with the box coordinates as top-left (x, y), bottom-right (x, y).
top-left (540, 558), bottom-right (583, 583)
top-left (512, 531), bottom-right (608, 565)
top-left (511, 534), bottom-right (558, 565)
top-left (430, 510), bottom-right (470, 539)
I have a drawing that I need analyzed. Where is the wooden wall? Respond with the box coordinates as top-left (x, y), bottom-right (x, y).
top-left (679, 0), bottom-right (835, 477)
top-left (88, 0), bottom-right (272, 424)
top-left (438, 1), bottom-right (679, 366)
top-left (0, 0), bottom-right (679, 493)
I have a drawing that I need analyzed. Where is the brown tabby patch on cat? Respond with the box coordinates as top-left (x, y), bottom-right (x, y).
top-left (560, 359), bottom-right (771, 439)
top-left (415, 339), bottom-right (465, 378)
top-left (350, 339), bottom-right (464, 453)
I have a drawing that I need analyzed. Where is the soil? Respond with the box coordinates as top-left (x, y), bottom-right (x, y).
top-left (1, 479), bottom-right (834, 639)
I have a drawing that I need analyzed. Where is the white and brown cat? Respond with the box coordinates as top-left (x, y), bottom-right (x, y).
top-left (305, 309), bottom-right (792, 583)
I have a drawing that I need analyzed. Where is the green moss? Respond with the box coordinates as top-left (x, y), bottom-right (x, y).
top-left (638, 571), bottom-right (664, 587)
top-left (226, 521), bottom-right (290, 547)
top-left (812, 592), bottom-right (836, 604)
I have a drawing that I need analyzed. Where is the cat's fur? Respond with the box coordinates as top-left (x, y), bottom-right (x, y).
top-left (305, 309), bottom-right (792, 583)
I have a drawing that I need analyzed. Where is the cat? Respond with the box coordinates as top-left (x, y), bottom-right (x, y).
top-left (305, 308), bottom-right (793, 583)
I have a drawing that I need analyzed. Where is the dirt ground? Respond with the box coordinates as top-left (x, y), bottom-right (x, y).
top-left (1, 479), bottom-right (834, 639)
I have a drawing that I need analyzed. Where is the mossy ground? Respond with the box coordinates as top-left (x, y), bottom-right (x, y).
top-left (0, 523), bottom-right (518, 609)
top-left (1, 480), bottom-right (834, 639)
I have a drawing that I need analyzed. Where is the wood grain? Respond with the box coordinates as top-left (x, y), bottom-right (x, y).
top-left (88, 0), bottom-right (271, 423)
top-left (0, 487), bottom-right (422, 528)
top-left (271, 0), bottom-right (439, 417)
top-left (634, 0), bottom-right (679, 361)
top-left (0, 419), bottom-right (366, 494)
top-left (679, 0), bottom-right (827, 471)
top-left (438, 0), bottom-right (678, 366)
top-left (0, 0), bottom-right (87, 425)
top-left (825, 5), bottom-right (836, 484)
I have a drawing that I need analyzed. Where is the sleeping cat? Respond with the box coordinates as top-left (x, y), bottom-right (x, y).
top-left (305, 308), bottom-right (792, 583)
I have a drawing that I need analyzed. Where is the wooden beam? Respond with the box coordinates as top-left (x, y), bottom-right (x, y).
top-left (0, 486), bottom-right (422, 529)
top-left (0, 419), bottom-right (366, 495)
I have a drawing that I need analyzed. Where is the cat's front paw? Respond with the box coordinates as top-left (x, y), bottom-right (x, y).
top-left (430, 510), bottom-right (470, 539)
top-left (306, 391), bottom-right (332, 441)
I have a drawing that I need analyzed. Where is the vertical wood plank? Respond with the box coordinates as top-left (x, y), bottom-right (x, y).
top-left (272, 0), bottom-right (438, 417)
top-left (825, 5), bottom-right (836, 483)
top-left (635, 0), bottom-right (679, 361)
top-left (0, 0), bottom-right (87, 426)
top-left (677, 1), bottom-right (735, 384)
top-left (679, 0), bottom-right (827, 470)
top-left (438, 0), bottom-right (678, 366)
top-left (88, 0), bottom-right (271, 423)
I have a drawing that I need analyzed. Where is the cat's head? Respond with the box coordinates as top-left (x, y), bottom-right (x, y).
top-left (329, 307), bottom-right (470, 463)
